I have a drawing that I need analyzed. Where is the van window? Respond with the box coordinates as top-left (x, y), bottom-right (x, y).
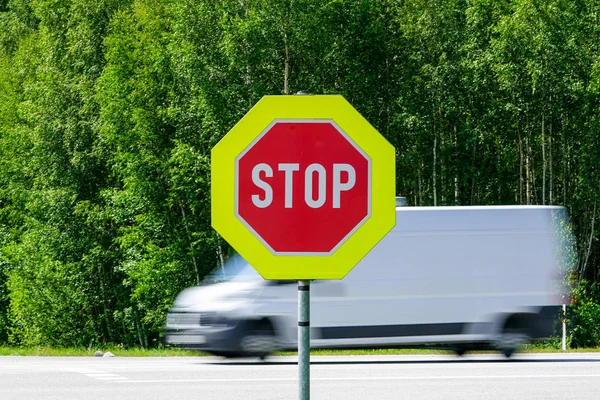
top-left (203, 255), bottom-right (260, 284)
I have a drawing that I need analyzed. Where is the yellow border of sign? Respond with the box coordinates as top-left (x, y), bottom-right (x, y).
top-left (211, 95), bottom-right (395, 280)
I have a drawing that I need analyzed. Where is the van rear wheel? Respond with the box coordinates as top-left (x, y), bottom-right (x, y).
top-left (502, 346), bottom-right (515, 358)
top-left (497, 314), bottom-right (534, 358)
top-left (454, 348), bottom-right (467, 356)
top-left (497, 332), bottom-right (530, 358)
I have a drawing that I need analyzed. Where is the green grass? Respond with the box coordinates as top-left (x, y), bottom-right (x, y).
top-left (276, 348), bottom-right (454, 356)
top-left (1, 344), bottom-right (600, 357)
top-left (521, 345), bottom-right (600, 353)
top-left (0, 347), bottom-right (458, 357)
top-left (0, 346), bottom-right (201, 357)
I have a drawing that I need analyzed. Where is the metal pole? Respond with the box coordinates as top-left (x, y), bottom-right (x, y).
top-left (295, 90), bottom-right (310, 400)
top-left (562, 304), bottom-right (567, 351)
top-left (298, 280), bottom-right (310, 400)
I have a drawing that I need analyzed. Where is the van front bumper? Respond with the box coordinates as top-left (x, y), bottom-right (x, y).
top-left (164, 312), bottom-right (246, 354)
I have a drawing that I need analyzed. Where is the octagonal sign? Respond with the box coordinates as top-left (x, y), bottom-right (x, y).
top-left (212, 95), bottom-right (395, 280)
top-left (237, 120), bottom-right (370, 255)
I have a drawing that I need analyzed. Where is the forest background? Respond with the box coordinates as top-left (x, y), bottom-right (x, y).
top-left (0, 0), bottom-right (599, 349)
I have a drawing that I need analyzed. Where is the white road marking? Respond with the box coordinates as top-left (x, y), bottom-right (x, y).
top-left (63, 368), bottom-right (130, 382)
top-left (91, 376), bottom-right (129, 381)
top-left (84, 373), bottom-right (128, 380)
top-left (116, 374), bottom-right (600, 384)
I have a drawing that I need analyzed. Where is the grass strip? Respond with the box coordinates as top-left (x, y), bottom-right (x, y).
top-left (0, 346), bottom-right (200, 357)
top-left (1, 345), bottom-right (599, 357)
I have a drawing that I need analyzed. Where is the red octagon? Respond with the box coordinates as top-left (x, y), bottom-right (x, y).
top-left (236, 120), bottom-right (371, 254)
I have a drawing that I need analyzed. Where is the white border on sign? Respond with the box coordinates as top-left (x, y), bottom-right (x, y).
top-left (234, 119), bottom-right (372, 256)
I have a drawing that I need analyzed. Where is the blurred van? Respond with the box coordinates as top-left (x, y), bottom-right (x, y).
top-left (164, 205), bottom-right (572, 358)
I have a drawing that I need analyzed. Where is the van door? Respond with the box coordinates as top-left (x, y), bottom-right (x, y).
top-left (311, 280), bottom-right (349, 339)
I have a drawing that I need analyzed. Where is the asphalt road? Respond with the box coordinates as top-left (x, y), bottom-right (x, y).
top-left (1, 353), bottom-right (600, 400)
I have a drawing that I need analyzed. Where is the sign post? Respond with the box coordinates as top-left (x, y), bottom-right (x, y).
top-left (562, 304), bottom-right (567, 351)
top-left (298, 280), bottom-right (310, 399)
top-left (211, 95), bottom-right (395, 399)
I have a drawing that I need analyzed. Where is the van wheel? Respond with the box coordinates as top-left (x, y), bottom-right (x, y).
top-left (497, 332), bottom-right (529, 358)
top-left (497, 314), bottom-right (533, 358)
top-left (240, 319), bottom-right (279, 360)
top-left (210, 351), bottom-right (242, 358)
top-left (502, 346), bottom-right (515, 358)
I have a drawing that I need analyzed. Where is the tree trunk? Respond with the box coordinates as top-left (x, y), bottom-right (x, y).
top-left (433, 134), bottom-right (437, 206)
top-left (244, 1), bottom-right (253, 107)
top-left (98, 265), bottom-right (114, 343)
top-left (563, 141), bottom-right (568, 205)
top-left (519, 132), bottom-right (523, 204)
top-left (179, 202), bottom-right (201, 284)
top-left (580, 204), bottom-right (597, 281)
top-left (542, 114), bottom-right (546, 205)
top-left (454, 125), bottom-right (458, 204)
top-left (562, 114), bottom-right (567, 205)
top-left (441, 135), bottom-right (445, 204)
top-left (497, 146), bottom-right (502, 202)
top-left (471, 139), bottom-right (477, 204)
top-left (526, 136), bottom-right (531, 205)
top-left (216, 233), bottom-right (226, 275)
top-left (284, 33), bottom-right (290, 95)
top-left (549, 122), bottom-right (553, 205)
top-left (418, 161), bottom-right (423, 206)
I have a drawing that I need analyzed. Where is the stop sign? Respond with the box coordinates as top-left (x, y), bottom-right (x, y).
top-left (236, 121), bottom-right (370, 254)
top-left (212, 95), bottom-right (395, 280)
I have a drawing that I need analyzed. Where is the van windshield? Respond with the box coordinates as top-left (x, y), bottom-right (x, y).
top-left (203, 254), bottom-right (260, 284)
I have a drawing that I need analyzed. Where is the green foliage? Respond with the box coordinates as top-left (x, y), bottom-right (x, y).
top-left (5, 227), bottom-right (93, 346)
top-left (570, 302), bottom-right (600, 348)
top-left (0, 0), bottom-right (599, 348)
top-left (0, 252), bottom-right (8, 343)
top-left (570, 281), bottom-right (600, 348)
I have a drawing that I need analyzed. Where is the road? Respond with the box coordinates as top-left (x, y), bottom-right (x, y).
top-left (1, 353), bottom-right (599, 400)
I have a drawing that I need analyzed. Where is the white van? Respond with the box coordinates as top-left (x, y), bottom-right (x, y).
top-left (164, 205), bottom-right (571, 358)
